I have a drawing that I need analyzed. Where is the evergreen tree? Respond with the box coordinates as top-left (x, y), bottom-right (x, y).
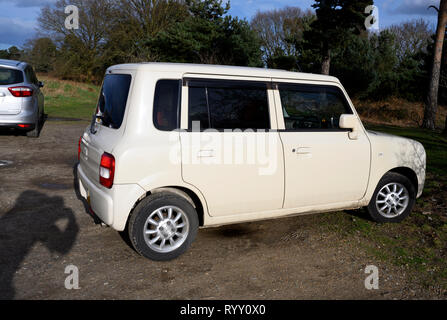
top-left (304, 0), bottom-right (373, 75)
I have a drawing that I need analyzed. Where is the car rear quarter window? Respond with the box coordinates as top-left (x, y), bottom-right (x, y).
top-left (153, 80), bottom-right (181, 131)
top-left (188, 80), bottom-right (270, 131)
top-left (0, 68), bottom-right (24, 85)
top-left (97, 74), bottom-right (132, 129)
top-left (279, 84), bottom-right (353, 131)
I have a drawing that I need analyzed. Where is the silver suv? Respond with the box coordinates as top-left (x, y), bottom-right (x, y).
top-left (0, 59), bottom-right (44, 137)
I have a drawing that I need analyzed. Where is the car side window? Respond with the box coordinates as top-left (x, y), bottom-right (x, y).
top-left (188, 80), bottom-right (270, 131)
top-left (30, 68), bottom-right (38, 85)
top-left (153, 80), bottom-right (181, 131)
top-left (279, 84), bottom-right (353, 130)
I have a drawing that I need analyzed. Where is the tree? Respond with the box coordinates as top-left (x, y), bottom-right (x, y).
top-left (23, 38), bottom-right (58, 73)
top-left (250, 7), bottom-right (314, 67)
top-left (151, 0), bottom-right (262, 66)
top-left (304, 0), bottom-right (372, 75)
top-left (388, 19), bottom-right (432, 63)
top-left (37, 0), bottom-right (115, 81)
top-left (104, 0), bottom-right (188, 63)
top-left (422, 0), bottom-right (447, 130)
top-left (0, 46), bottom-right (23, 60)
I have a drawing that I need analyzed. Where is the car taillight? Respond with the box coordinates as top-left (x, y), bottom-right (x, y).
top-left (8, 86), bottom-right (33, 97)
top-left (99, 153), bottom-right (115, 189)
top-left (78, 136), bottom-right (82, 161)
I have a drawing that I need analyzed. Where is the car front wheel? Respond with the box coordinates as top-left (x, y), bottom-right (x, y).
top-left (367, 172), bottom-right (416, 223)
top-left (128, 192), bottom-right (199, 261)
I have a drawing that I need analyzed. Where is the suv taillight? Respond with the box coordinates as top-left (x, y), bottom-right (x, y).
top-left (100, 153), bottom-right (115, 189)
top-left (8, 86), bottom-right (33, 97)
top-left (78, 136), bottom-right (82, 161)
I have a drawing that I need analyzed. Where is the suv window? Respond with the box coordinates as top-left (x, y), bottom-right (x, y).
top-left (188, 80), bottom-right (270, 130)
top-left (153, 80), bottom-right (181, 131)
top-left (279, 84), bottom-right (353, 130)
top-left (0, 68), bottom-right (24, 85)
top-left (97, 74), bottom-right (132, 129)
top-left (29, 67), bottom-right (38, 85)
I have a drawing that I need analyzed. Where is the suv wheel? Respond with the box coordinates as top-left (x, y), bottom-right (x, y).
top-left (26, 114), bottom-right (40, 138)
top-left (128, 192), bottom-right (199, 261)
top-left (367, 172), bottom-right (416, 223)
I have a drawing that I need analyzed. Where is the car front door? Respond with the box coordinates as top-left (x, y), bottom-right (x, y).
top-left (180, 77), bottom-right (284, 217)
top-left (274, 81), bottom-right (371, 209)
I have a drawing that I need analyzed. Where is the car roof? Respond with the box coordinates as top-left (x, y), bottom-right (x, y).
top-left (0, 59), bottom-right (27, 70)
top-left (107, 62), bottom-right (340, 83)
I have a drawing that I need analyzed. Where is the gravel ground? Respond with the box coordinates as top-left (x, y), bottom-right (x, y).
top-left (0, 121), bottom-right (439, 300)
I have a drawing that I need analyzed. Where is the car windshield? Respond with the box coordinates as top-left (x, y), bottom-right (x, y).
top-left (0, 67), bottom-right (24, 85)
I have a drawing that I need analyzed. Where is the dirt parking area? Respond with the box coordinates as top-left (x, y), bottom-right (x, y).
top-left (0, 121), bottom-right (440, 300)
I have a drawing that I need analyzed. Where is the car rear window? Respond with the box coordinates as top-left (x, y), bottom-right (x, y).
top-left (97, 74), bottom-right (132, 129)
top-left (0, 68), bottom-right (24, 85)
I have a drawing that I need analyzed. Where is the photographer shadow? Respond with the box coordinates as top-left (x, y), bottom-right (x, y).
top-left (0, 190), bottom-right (79, 300)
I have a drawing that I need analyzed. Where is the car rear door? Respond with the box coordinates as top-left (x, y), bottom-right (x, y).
top-left (180, 76), bottom-right (285, 217)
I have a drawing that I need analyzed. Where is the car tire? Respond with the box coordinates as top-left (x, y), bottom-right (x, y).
top-left (367, 172), bottom-right (416, 223)
top-left (128, 192), bottom-right (199, 261)
top-left (26, 116), bottom-right (40, 138)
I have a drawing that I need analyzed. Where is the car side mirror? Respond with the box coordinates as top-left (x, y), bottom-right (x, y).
top-left (38, 81), bottom-right (44, 88)
top-left (339, 114), bottom-right (359, 140)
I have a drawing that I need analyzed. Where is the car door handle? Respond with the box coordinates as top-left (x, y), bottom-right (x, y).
top-left (293, 147), bottom-right (312, 158)
top-left (0, 93), bottom-right (5, 97)
top-left (293, 147), bottom-right (311, 154)
top-left (197, 150), bottom-right (214, 158)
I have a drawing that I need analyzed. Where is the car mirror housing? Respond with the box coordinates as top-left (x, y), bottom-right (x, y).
top-left (339, 114), bottom-right (359, 140)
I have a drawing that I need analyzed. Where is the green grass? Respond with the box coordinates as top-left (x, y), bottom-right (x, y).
top-left (40, 75), bottom-right (100, 120)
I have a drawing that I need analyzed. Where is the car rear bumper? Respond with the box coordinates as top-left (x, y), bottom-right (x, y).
top-left (78, 163), bottom-right (114, 226)
top-left (0, 122), bottom-right (35, 130)
top-left (0, 108), bottom-right (37, 127)
top-left (77, 163), bottom-right (146, 231)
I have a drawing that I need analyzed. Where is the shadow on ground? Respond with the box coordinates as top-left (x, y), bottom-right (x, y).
top-left (0, 190), bottom-right (78, 299)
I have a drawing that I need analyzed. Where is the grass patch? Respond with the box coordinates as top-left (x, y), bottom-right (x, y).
top-left (39, 75), bottom-right (100, 120)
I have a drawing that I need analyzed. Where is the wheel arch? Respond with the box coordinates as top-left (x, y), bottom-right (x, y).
top-left (387, 167), bottom-right (418, 193)
top-left (127, 186), bottom-right (206, 228)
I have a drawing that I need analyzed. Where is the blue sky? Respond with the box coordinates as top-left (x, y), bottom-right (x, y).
top-left (0, 0), bottom-right (439, 50)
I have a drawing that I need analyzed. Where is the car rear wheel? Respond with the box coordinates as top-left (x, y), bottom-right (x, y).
top-left (128, 192), bottom-right (199, 261)
top-left (367, 172), bottom-right (416, 223)
top-left (26, 113), bottom-right (41, 138)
